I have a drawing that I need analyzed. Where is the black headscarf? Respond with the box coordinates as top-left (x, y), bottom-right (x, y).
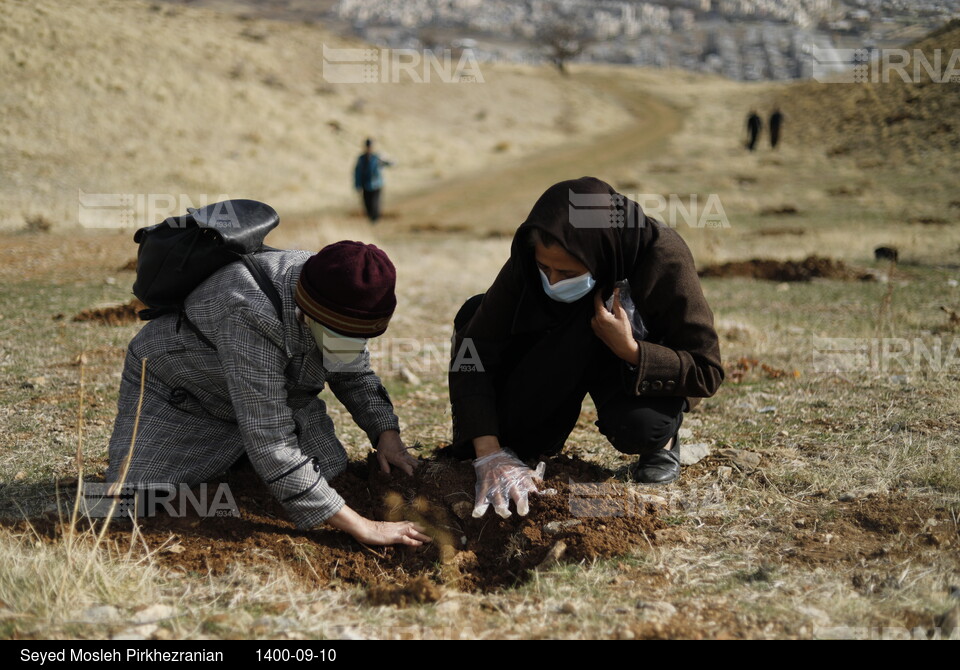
top-left (510, 177), bottom-right (657, 295)
top-left (497, 177), bottom-right (659, 333)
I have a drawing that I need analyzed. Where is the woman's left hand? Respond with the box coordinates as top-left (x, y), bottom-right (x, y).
top-left (591, 289), bottom-right (640, 365)
top-left (375, 430), bottom-right (419, 476)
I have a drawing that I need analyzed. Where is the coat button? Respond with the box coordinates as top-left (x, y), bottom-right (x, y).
top-left (652, 380), bottom-right (663, 391)
top-left (640, 381), bottom-right (650, 392)
top-left (665, 380), bottom-right (676, 391)
top-left (169, 388), bottom-right (188, 405)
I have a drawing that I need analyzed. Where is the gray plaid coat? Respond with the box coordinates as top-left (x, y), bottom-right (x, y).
top-left (106, 249), bottom-right (400, 528)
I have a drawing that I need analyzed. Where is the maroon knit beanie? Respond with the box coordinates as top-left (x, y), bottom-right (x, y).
top-left (294, 241), bottom-right (397, 337)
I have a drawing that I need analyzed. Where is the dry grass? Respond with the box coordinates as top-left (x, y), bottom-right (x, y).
top-left (2, 1), bottom-right (960, 641)
top-left (0, 522), bottom-right (163, 635)
top-left (0, 0), bottom-right (634, 231)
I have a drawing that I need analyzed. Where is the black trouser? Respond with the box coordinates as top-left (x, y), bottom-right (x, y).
top-left (770, 124), bottom-right (781, 148)
top-left (362, 188), bottom-right (381, 222)
top-left (450, 294), bottom-right (685, 460)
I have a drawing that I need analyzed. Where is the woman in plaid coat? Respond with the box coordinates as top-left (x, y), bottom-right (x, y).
top-left (107, 242), bottom-right (430, 547)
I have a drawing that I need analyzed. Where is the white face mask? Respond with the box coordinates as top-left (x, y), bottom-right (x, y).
top-left (306, 318), bottom-right (369, 367)
top-left (538, 268), bottom-right (597, 303)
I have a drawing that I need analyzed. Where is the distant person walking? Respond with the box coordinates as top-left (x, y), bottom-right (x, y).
top-left (745, 111), bottom-right (762, 152)
top-left (354, 138), bottom-right (392, 223)
top-left (769, 108), bottom-right (784, 149)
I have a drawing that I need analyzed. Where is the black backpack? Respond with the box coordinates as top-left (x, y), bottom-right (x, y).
top-left (132, 200), bottom-right (284, 348)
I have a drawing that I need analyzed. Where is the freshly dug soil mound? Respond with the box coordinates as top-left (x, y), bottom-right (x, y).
top-left (72, 299), bottom-right (145, 325)
top-left (699, 255), bottom-right (875, 282)
top-left (365, 454), bottom-right (664, 592)
top-left (17, 456), bottom-right (663, 595)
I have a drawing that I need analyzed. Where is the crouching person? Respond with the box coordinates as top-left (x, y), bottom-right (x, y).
top-left (107, 241), bottom-right (430, 547)
top-left (448, 177), bottom-right (724, 518)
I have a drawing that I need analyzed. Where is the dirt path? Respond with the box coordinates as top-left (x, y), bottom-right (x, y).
top-left (391, 73), bottom-right (682, 232)
top-left (288, 71), bottom-right (683, 235)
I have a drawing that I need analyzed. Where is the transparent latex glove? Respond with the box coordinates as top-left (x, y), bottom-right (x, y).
top-left (472, 449), bottom-right (545, 519)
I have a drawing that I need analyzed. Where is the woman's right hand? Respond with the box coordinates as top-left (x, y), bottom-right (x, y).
top-left (326, 505), bottom-right (432, 546)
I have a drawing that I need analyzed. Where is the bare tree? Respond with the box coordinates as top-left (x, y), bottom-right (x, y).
top-left (536, 21), bottom-right (592, 76)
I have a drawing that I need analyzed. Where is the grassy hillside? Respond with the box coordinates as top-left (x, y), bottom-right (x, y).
top-left (0, 5), bottom-right (958, 642)
top-left (0, 0), bottom-right (633, 229)
top-left (778, 20), bottom-right (960, 166)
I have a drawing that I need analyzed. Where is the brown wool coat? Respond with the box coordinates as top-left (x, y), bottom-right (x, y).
top-left (449, 177), bottom-right (723, 443)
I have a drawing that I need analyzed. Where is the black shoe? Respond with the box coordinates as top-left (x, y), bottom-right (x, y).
top-left (633, 435), bottom-right (680, 484)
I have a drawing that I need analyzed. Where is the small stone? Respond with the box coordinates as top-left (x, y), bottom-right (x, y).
top-left (677, 427), bottom-right (693, 440)
top-left (559, 601), bottom-right (578, 615)
top-left (717, 466), bottom-right (733, 480)
top-left (105, 277), bottom-right (117, 285)
top-left (543, 520), bottom-right (582, 536)
top-left (132, 603), bottom-right (175, 623)
top-left (616, 625), bottom-right (635, 640)
top-left (838, 492), bottom-right (857, 502)
top-left (81, 605), bottom-right (120, 623)
top-left (13, 471), bottom-right (26, 481)
top-left (758, 406), bottom-right (777, 414)
top-left (152, 627), bottom-right (173, 640)
top-left (679, 442), bottom-right (711, 466)
top-left (778, 430), bottom-right (789, 437)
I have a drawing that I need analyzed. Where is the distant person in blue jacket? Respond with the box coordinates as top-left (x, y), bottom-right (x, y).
top-left (354, 138), bottom-right (393, 223)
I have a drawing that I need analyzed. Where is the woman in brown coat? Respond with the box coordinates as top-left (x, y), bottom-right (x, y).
top-left (448, 177), bottom-right (723, 518)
